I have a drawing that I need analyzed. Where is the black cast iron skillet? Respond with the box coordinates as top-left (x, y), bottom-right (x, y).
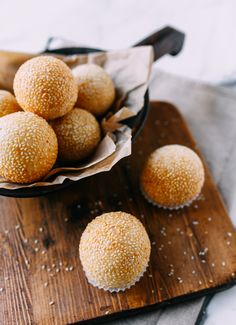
top-left (0, 26), bottom-right (185, 197)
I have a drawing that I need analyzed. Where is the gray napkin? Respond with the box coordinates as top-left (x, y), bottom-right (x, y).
top-left (105, 69), bottom-right (236, 325)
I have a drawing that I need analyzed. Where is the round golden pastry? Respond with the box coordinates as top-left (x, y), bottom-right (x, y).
top-left (140, 145), bottom-right (205, 209)
top-left (73, 63), bottom-right (115, 116)
top-left (79, 211), bottom-right (151, 292)
top-left (0, 112), bottom-right (58, 184)
top-left (51, 108), bottom-right (101, 163)
top-left (0, 90), bottom-right (21, 117)
top-left (13, 56), bottom-right (78, 120)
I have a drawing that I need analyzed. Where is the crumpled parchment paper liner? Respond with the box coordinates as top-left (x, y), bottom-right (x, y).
top-left (0, 46), bottom-right (153, 189)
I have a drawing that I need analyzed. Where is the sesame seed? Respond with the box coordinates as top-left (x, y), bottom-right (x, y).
top-left (69, 266), bottom-right (74, 271)
top-left (41, 250), bottom-right (46, 255)
top-left (208, 217), bottom-right (212, 221)
top-left (209, 279), bottom-right (213, 283)
top-left (199, 280), bottom-right (202, 285)
top-left (192, 221), bottom-right (199, 225)
top-left (0, 287), bottom-right (4, 293)
top-left (222, 261), bottom-right (226, 266)
top-left (64, 218), bottom-right (69, 222)
top-left (49, 301), bottom-right (55, 306)
top-left (105, 311), bottom-right (109, 315)
top-left (152, 241), bottom-right (156, 246)
top-left (4, 230), bottom-right (9, 235)
top-left (192, 270), bottom-right (196, 274)
top-left (34, 239), bottom-right (39, 244)
top-left (227, 232), bottom-right (232, 237)
top-left (211, 263), bottom-right (215, 267)
top-left (39, 227), bottom-right (43, 232)
top-left (15, 224), bottom-right (20, 230)
top-left (44, 282), bottom-right (48, 288)
top-left (41, 265), bottom-right (46, 270)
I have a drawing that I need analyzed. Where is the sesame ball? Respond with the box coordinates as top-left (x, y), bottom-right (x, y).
top-left (13, 56), bottom-right (78, 120)
top-left (0, 112), bottom-right (58, 184)
top-left (51, 108), bottom-right (101, 163)
top-left (79, 211), bottom-right (151, 292)
top-left (141, 145), bottom-right (205, 209)
top-left (73, 64), bottom-right (115, 116)
top-left (0, 90), bottom-right (21, 117)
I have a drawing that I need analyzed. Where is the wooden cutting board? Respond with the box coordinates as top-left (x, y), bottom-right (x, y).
top-left (0, 101), bottom-right (235, 325)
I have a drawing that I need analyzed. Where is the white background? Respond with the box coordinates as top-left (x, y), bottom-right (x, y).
top-left (0, 1), bottom-right (235, 324)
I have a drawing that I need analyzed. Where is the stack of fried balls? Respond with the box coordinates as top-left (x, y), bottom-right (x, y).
top-left (0, 56), bottom-right (115, 184)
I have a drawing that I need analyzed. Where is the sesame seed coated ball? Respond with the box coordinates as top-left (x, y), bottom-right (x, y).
top-left (73, 64), bottom-right (115, 116)
top-left (0, 90), bottom-right (21, 117)
top-left (13, 56), bottom-right (78, 120)
top-left (0, 112), bottom-right (58, 184)
top-left (140, 145), bottom-right (205, 209)
top-left (79, 211), bottom-right (151, 292)
top-left (51, 108), bottom-right (101, 163)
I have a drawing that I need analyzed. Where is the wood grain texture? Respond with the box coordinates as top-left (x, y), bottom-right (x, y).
top-left (0, 101), bottom-right (235, 325)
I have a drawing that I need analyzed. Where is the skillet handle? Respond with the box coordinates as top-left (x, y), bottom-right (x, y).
top-left (135, 26), bottom-right (185, 61)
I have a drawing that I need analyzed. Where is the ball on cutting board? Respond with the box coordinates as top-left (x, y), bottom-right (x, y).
top-left (79, 211), bottom-right (151, 292)
top-left (13, 56), bottom-right (78, 120)
top-left (51, 108), bottom-right (101, 163)
top-left (0, 90), bottom-right (21, 117)
top-left (0, 112), bottom-right (58, 184)
top-left (140, 144), bottom-right (205, 209)
top-left (73, 63), bottom-right (115, 116)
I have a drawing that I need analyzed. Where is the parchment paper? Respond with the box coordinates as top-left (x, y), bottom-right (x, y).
top-left (0, 46), bottom-right (153, 189)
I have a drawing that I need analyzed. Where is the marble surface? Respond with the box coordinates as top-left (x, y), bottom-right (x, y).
top-left (0, 1), bottom-right (235, 324)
